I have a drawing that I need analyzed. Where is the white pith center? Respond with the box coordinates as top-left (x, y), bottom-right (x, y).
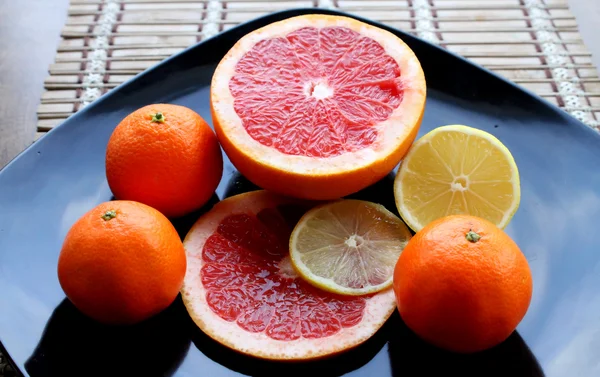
top-left (305, 81), bottom-right (333, 100)
top-left (345, 234), bottom-right (364, 248)
top-left (450, 176), bottom-right (469, 192)
top-left (278, 256), bottom-right (299, 279)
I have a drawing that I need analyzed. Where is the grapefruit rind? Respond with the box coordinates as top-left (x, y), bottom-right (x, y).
top-left (394, 125), bottom-right (521, 232)
top-left (289, 200), bottom-right (412, 296)
top-left (211, 15), bottom-right (426, 200)
top-left (181, 191), bottom-right (397, 360)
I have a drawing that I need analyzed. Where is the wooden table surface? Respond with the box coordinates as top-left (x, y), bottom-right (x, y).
top-left (0, 0), bottom-right (599, 169)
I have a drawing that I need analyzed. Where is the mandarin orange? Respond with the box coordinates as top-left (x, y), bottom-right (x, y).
top-left (393, 215), bottom-right (532, 353)
top-left (106, 104), bottom-right (223, 218)
top-left (57, 201), bottom-right (186, 325)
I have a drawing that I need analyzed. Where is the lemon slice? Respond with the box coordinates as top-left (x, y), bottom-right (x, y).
top-left (289, 200), bottom-right (412, 296)
top-left (394, 125), bottom-right (521, 232)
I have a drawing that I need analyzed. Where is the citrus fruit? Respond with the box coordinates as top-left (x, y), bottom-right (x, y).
top-left (210, 14), bottom-right (426, 200)
top-left (290, 200), bottom-right (412, 296)
top-left (394, 125), bottom-right (520, 232)
top-left (393, 215), bottom-right (533, 353)
top-left (106, 104), bottom-right (223, 218)
top-left (57, 201), bottom-right (187, 325)
top-left (181, 190), bottom-right (397, 360)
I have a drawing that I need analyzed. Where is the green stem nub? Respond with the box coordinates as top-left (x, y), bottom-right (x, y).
top-left (101, 210), bottom-right (117, 221)
top-left (151, 112), bottom-right (165, 123)
top-left (466, 230), bottom-right (481, 243)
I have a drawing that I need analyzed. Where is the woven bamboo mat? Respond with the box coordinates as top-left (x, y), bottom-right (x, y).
top-left (35, 0), bottom-right (600, 139)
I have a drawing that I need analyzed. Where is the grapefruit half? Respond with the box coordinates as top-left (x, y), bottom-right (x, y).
top-left (211, 15), bottom-right (426, 200)
top-left (181, 190), bottom-right (397, 360)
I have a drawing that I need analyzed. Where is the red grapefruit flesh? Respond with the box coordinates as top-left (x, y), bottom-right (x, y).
top-left (211, 15), bottom-right (426, 200)
top-left (181, 191), bottom-right (397, 360)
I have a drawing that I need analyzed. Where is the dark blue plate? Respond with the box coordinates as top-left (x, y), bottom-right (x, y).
top-left (1, 7), bottom-right (599, 377)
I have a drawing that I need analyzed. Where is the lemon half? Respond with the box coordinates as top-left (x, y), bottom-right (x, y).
top-left (394, 125), bottom-right (521, 232)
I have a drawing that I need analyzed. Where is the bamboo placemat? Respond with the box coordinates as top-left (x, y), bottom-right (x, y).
top-left (35, 0), bottom-right (600, 138)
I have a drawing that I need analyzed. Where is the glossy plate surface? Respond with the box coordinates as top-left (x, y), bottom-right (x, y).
top-left (0, 8), bottom-right (599, 377)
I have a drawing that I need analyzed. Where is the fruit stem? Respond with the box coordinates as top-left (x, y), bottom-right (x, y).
top-left (101, 210), bottom-right (117, 221)
top-left (466, 230), bottom-right (481, 243)
top-left (150, 112), bottom-right (165, 123)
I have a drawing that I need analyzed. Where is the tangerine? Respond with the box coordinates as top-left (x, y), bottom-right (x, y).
top-left (393, 215), bottom-right (533, 353)
top-left (57, 201), bottom-right (187, 325)
top-left (106, 104), bottom-right (223, 218)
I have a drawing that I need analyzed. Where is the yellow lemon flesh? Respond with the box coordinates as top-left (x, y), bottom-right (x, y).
top-left (290, 200), bottom-right (412, 296)
top-left (394, 125), bottom-right (521, 232)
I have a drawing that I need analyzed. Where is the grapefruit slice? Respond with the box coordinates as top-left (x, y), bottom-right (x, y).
top-left (181, 190), bottom-right (397, 360)
top-left (211, 15), bottom-right (426, 200)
